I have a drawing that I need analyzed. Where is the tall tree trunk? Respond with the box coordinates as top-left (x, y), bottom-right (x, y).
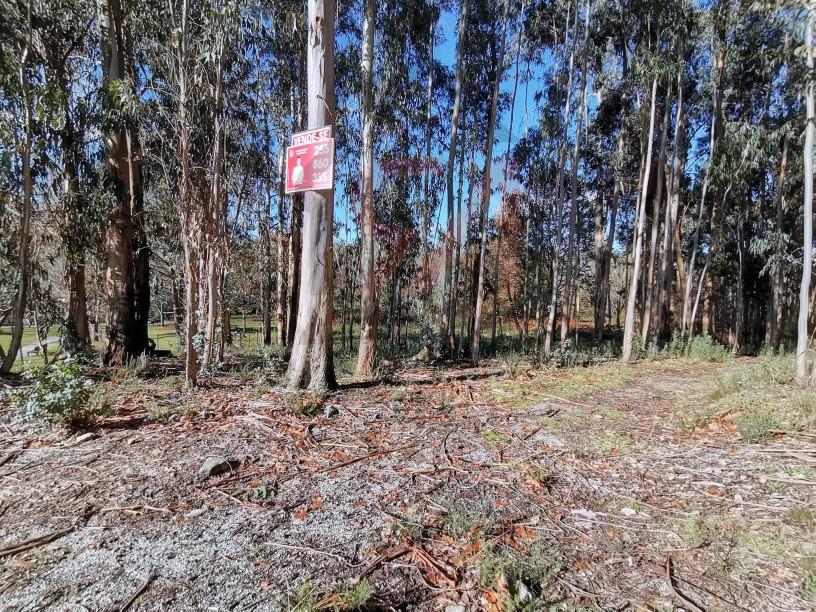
top-left (770, 134), bottom-right (789, 349)
top-left (442, 0), bottom-right (469, 352)
top-left (420, 9), bottom-right (436, 327)
top-left (622, 76), bottom-right (658, 362)
top-left (287, 194), bottom-right (303, 346)
top-left (286, 0), bottom-right (337, 390)
top-left (641, 81), bottom-right (672, 343)
top-left (98, 0), bottom-right (146, 366)
top-left (472, 0), bottom-right (510, 364)
top-left (559, 0), bottom-right (590, 345)
top-left (797, 14), bottom-right (814, 383)
top-left (1, 5), bottom-right (33, 374)
top-left (655, 71), bottom-right (685, 341)
top-left (276, 144), bottom-right (288, 346)
top-left (356, 0), bottom-right (377, 378)
top-left (544, 0), bottom-right (577, 355)
top-left (681, 50), bottom-right (723, 338)
top-left (492, 2), bottom-right (524, 350)
top-left (450, 114), bottom-right (467, 352)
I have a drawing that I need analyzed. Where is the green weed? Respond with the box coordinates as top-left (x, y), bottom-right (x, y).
top-left (479, 540), bottom-right (563, 610)
top-left (590, 430), bottom-right (631, 454)
top-left (11, 359), bottom-right (93, 426)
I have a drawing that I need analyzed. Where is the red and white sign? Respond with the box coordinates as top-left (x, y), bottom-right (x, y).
top-left (285, 126), bottom-right (335, 194)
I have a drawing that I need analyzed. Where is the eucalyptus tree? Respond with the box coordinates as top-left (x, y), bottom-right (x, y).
top-left (97, 0), bottom-right (151, 365)
top-left (0, 0), bottom-right (36, 372)
top-left (441, 0), bottom-right (469, 352)
top-left (356, 0), bottom-right (377, 378)
top-left (472, 0), bottom-right (510, 364)
top-left (797, 9), bottom-right (813, 382)
top-left (286, 0), bottom-right (337, 390)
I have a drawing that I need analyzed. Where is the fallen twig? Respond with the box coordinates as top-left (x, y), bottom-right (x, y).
top-left (262, 541), bottom-right (360, 566)
top-left (314, 444), bottom-right (417, 474)
top-left (0, 526), bottom-right (75, 558)
top-left (356, 545), bottom-right (411, 579)
top-left (118, 573), bottom-right (156, 612)
top-left (665, 555), bottom-right (705, 612)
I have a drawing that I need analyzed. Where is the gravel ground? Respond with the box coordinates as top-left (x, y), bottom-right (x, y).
top-left (1, 358), bottom-right (814, 610)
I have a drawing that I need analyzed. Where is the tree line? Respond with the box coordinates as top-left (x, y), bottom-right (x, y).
top-left (1, 0), bottom-right (815, 389)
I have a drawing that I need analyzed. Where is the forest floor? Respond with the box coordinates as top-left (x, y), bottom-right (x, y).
top-left (1, 355), bottom-right (815, 611)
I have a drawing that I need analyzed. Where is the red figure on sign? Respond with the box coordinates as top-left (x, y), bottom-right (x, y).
top-left (285, 127), bottom-right (335, 194)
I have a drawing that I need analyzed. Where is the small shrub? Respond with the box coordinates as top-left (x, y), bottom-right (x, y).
top-left (590, 430), bottom-right (631, 454)
top-left (12, 359), bottom-right (93, 425)
top-left (442, 497), bottom-right (494, 539)
top-left (686, 335), bottom-right (733, 363)
top-left (479, 540), bottom-right (563, 608)
top-left (283, 577), bottom-right (373, 611)
top-left (676, 515), bottom-right (722, 548)
top-left (503, 350), bottom-right (527, 378)
top-left (786, 507), bottom-right (814, 528)
top-left (710, 373), bottom-right (741, 400)
top-left (738, 410), bottom-right (778, 443)
top-left (285, 391), bottom-right (326, 416)
top-left (801, 571), bottom-right (816, 603)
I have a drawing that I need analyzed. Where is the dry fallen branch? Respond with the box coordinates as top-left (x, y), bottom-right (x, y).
top-left (118, 573), bottom-right (156, 612)
top-left (0, 527), bottom-right (75, 558)
top-left (665, 555), bottom-right (705, 612)
top-left (314, 444), bottom-right (417, 474)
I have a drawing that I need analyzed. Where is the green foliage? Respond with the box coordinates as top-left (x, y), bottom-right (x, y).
top-left (801, 572), bottom-right (816, 603)
top-left (11, 358), bottom-right (93, 425)
top-left (441, 497), bottom-right (494, 540)
top-left (283, 578), bottom-right (373, 611)
top-left (686, 335), bottom-right (733, 363)
top-left (479, 540), bottom-right (563, 609)
top-left (737, 410), bottom-right (778, 443)
top-left (786, 507), bottom-right (814, 528)
top-left (285, 390), bottom-right (327, 416)
top-left (682, 354), bottom-right (815, 438)
top-left (675, 515), bottom-right (723, 548)
top-left (590, 430), bottom-right (631, 453)
top-left (503, 350), bottom-right (528, 378)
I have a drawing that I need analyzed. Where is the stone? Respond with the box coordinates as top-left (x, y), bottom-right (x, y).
top-left (445, 606), bottom-right (466, 612)
top-left (323, 404), bottom-right (339, 418)
top-left (515, 581), bottom-right (533, 603)
top-left (198, 456), bottom-right (240, 479)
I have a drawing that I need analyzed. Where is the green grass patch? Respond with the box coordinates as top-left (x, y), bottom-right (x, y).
top-left (677, 354), bottom-right (816, 439)
top-left (590, 430), bottom-right (631, 454)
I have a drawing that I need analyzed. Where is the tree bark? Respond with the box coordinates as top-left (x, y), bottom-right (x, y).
top-left (286, 0), bottom-right (337, 390)
top-left (655, 70), bottom-right (685, 342)
top-left (797, 14), bottom-right (814, 382)
top-left (442, 0), bottom-right (469, 352)
top-left (641, 81), bottom-right (671, 343)
top-left (356, 0), bottom-right (377, 378)
top-left (544, 0), bottom-right (577, 355)
top-left (472, 0), bottom-right (510, 364)
top-left (276, 143), bottom-right (288, 346)
top-left (622, 76), bottom-right (658, 362)
top-left (559, 0), bottom-right (590, 345)
top-left (1, 5), bottom-right (33, 374)
top-left (770, 134), bottom-right (789, 349)
top-left (98, 0), bottom-right (147, 366)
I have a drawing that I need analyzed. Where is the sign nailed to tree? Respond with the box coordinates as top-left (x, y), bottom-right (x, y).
top-left (285, 126), bottom-right (335, 194)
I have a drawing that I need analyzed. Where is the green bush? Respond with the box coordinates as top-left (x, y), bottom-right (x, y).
top-left (479, 540), bottom-right (563, 609)
top-left (738, 410), bottom-right (778, 443)
top-left (686, 335), bottom-right (733, 362)
top-left (12, 359), bottom-right (93, 425)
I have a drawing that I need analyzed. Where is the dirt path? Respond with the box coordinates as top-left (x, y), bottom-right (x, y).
top-left (0, 358), bottom-right (813, 610)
